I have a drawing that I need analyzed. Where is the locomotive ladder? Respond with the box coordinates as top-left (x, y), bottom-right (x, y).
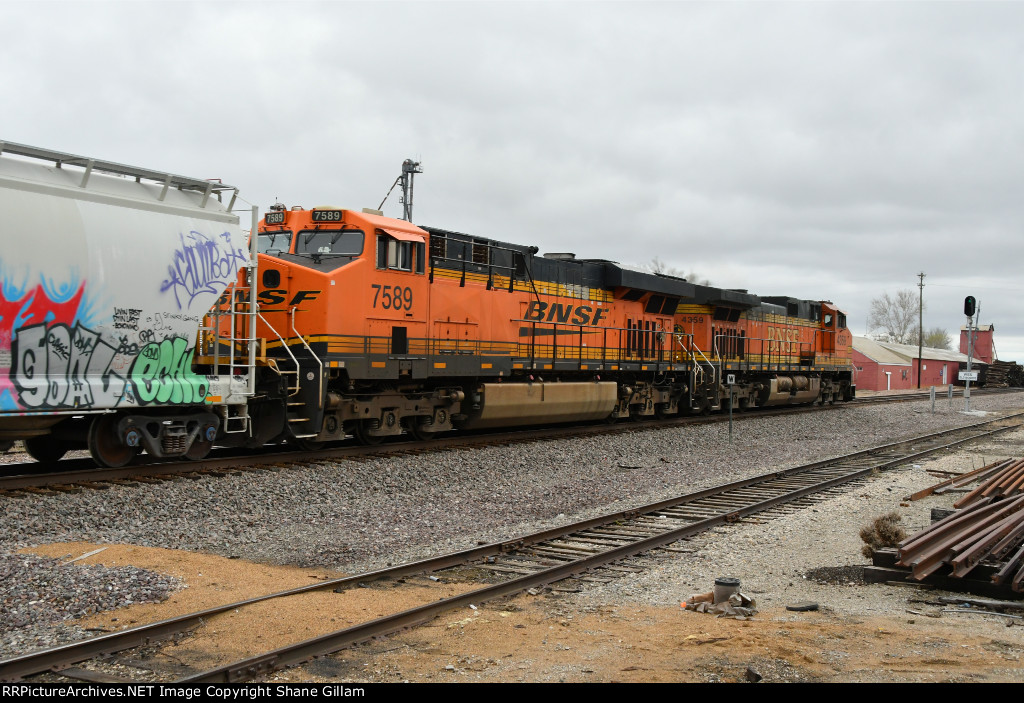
top-left (200, 206), bottom-right (262, 434)
top-left (284, 308), bottom-right (324, 440)
top-left (675, 334), bottom-right (720, 411)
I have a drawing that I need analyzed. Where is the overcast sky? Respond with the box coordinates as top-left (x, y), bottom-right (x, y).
top-left (5, 1), bottom-right (1023, 360)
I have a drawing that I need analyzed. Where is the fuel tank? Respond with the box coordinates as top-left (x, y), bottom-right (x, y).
top-left (457, 381), bottom-right (617, 429)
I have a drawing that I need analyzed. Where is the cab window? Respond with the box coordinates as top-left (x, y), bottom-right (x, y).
top-left (377, 234), bottom-right (425, 274)
top-left (824, 313), bottom-right (834, 327)
top-left (257, 230), bottom-right (293, 255)
top-left (296, 229), bottom-right (364, 257)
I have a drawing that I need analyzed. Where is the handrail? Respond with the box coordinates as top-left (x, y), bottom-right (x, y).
top-left (246, 205), bottom-right (259, 396)
top-left (290, 307), bottom-right (324, 409)
top-left (257, 312), bottom-right (302, 397)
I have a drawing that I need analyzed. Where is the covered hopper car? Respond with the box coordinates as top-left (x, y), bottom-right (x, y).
top-left (0, 143), bottom-right (256, 467)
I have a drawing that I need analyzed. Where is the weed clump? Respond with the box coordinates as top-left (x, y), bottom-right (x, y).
top-left (859, 512), bottom-right (906, 559)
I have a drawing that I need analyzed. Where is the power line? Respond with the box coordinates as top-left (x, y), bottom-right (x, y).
top-left (928, 282), bottom-right (1024, 292)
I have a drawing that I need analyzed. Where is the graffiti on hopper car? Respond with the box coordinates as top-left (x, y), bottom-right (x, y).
top-left (11, 322), bottom-right (125, 409)
top-left (113, 307), bottom-right (142, 330)
top-left (129, 337), bottom-right (207, 405)
top-left (160, 230), bottom-right (248, 311)
top-left (11, 324), bottom-right (208, 409)
top-left (0, 275), bottom-right (102, 410)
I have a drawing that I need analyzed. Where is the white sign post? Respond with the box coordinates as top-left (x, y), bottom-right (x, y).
top-left (727, 374), bottom-right (736, 443)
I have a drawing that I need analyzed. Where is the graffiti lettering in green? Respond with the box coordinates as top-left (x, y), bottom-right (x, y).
top-left (130, 337), bottom-right (207, 405)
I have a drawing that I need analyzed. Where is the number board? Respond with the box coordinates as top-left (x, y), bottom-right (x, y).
top-left (311, 210), bottom-right (343, 223)
top-left (264, 212), bottom-right (286, 225)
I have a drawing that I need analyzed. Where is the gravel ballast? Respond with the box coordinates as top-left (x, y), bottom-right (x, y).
top-left (1, 392), bottom-right (1023, 660)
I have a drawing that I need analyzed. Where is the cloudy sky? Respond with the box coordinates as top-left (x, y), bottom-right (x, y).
top-left (5, 1), bottom-right (1023, 359)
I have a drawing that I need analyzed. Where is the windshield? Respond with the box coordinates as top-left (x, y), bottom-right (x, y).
top-left (296, 229), bottom-right (364, 257)
top-left (258, 230), bottom-right (293, 255)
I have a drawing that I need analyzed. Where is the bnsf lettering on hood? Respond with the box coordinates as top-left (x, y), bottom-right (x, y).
top-left (524, 301), bottom-right (610, 326)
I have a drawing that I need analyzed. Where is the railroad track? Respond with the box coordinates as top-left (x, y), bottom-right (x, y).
top-left (3, 388), bottom-right (1020, 494)
top-left (3, 410), bottom-right (1022, 684)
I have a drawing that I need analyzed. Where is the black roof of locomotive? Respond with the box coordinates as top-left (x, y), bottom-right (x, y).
top-left (689, 285), bottom-right (760, 309)
top-left (420, 225), bottom-right (697, 300)
top-left (760, 296), bottom-right (823, 321)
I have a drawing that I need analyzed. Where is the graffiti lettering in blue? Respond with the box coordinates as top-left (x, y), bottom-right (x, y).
top-left (12, 323), bottom-right (125, 409)
top-left (160, 231), bottom-right (247, 310)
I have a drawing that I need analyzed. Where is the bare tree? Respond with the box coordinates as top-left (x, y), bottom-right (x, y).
top-left (908, 326), bottom-right (952, 350)
top-left (867, 289), bottom-right (920, 344)
top-left (648, 257), bottom-right (711, 286)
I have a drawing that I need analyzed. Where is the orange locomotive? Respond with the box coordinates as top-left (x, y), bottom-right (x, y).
top-left (218, 205), bottom-right (853, 447)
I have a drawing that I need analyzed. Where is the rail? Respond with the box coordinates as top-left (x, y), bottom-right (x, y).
top-left (5, 411), bottom-right (1020, 683)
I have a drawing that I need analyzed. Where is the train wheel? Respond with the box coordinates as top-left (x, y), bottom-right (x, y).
top-left (407, 421), bottom-right (437, 441)
top-left (24, 436), bottom-right (69, 463)
top-left (654, 404), bottom-right (673, 420)
top-left (185, 438), bottom-right (214, 460)
top-left (353, 422), bottom-right (384, 446)
top-left (292, 437), bottom-right (326, 451)
top-left (87, 414), bottom-right (138, 468)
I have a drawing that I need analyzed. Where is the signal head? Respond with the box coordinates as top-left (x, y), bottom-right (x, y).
top-left (964, 295), bottom-right (977, 317)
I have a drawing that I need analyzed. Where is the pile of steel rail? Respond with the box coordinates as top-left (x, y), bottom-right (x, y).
top-left (910, 457), bottom-right (1024, 506)
top-left (898, 457), bottom-right (1024, 592)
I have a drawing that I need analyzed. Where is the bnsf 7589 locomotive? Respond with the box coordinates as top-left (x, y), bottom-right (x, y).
top-left (234, 204), bottom-right (853, 448)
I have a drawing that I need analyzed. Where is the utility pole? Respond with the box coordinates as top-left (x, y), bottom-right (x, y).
top-left (917, 271), bottom-right (925, 389)
top-left (400, 159), bottom-right (422, 222)
top-left (377, 159), bottom-right (424, 222)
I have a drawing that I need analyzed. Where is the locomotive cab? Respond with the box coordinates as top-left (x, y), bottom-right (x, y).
top-left (244, 206), bottom-right (440, 447)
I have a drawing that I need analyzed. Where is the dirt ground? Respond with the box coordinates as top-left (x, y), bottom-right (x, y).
top-left (22, 541), bottom-right (1024, 683)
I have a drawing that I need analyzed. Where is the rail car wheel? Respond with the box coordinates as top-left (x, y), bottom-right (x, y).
top-left (291, 437), bottom-right (326, 451)
top-left (87, 414), bottom-right (138, 468)
top-left (353, 422), bottom-right (384, 446)
top-left (406, 420), bottom-right (437, 442)
top-left (184, 438), bottom-right (214, 460)
top-left (24, 436), bottom-right (69, 463)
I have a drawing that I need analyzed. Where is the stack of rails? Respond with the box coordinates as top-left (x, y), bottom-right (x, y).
top-left (984, 360), bottom-right (1023, 388)
top-left (868, 458), bottom-right (1024, 596)
top-left (895, 495), bottom-right (1024, 592)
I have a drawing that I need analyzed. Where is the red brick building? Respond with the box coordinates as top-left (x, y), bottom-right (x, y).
top-left (960, 324), bottom-right (995, 364)
top-left (852, 337), bottom-right (973, 391)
